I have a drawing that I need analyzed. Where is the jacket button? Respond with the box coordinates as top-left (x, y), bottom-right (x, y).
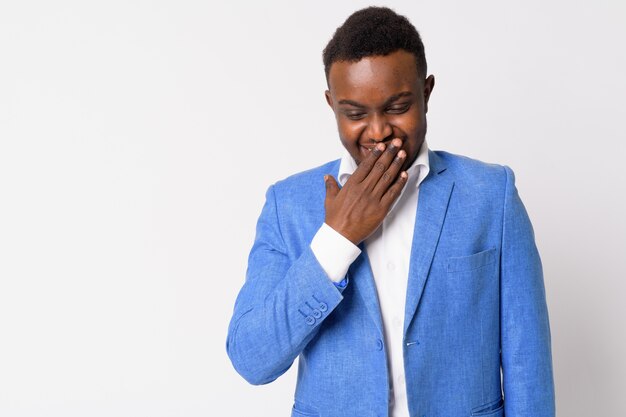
top-left (376, 339), bottom-right (383, 351)
top-left (319, 302), bottom-right (328, 312)
top-left (305, 316), bottom-right (315, 326)
top-left (312, 309), bottom-right (322, 319)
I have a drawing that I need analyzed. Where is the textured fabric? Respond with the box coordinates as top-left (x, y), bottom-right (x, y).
top-left (310, 222), bottom-right (362, 283)
top-left (226, 149), bottom-right (555, 417)
top-left (310, 139), bottom-right (430, 417)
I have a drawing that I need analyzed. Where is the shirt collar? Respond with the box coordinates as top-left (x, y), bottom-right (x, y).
top-left (338, 139), bottom-right (431, 188)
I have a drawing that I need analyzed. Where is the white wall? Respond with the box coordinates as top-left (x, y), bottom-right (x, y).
top-left (1, 1), bottom-right (624, 416)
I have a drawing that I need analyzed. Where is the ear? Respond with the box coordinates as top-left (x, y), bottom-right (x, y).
top-left (423, 75), bottom-right (435, 113)
top-left (325, 90), bottom-right (334, 110)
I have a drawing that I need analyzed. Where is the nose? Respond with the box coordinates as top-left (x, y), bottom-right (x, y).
top-left (366, 112), bottom-right (393, 143)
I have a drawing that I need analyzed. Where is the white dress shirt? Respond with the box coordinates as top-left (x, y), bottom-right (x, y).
top-left (310, 140), bottom-right (430, 417)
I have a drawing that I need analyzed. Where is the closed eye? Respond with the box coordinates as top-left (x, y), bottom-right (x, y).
top-left (345, 112), bottom-right (366, 120)
top-left (386, 103), bottom-right (411, 114)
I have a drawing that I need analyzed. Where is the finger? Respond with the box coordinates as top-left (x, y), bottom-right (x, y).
top-left (349, 142), bottom-right (386, 183)
top-left (372, 149), bottom-right (406, 198)
top-left (324, 174), bottom-right (340, 201)
top-left (380, 170), bottom-right (408, 207)
top-left (361, 138), bottom-right (402, 190)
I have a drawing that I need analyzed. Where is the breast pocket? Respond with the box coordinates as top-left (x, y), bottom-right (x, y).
top-left (447, 247), bottom-right (497, 273)
top-left (444, 247), bottom-right (499, 329)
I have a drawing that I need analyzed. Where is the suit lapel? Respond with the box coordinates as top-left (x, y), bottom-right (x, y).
top-left (349, 248), bottom-right (384, 335)
top-left (326, 159), bottom-right (385, 334)
top-left (326, 153), bottom-right (454, 336)
top-left (404, 150), bottom-right (454, 335)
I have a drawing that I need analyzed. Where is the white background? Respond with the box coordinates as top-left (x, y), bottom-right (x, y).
top-left (1, 1), bottom-right (625, 416)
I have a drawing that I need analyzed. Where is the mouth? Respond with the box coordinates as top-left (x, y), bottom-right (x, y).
top-left (359, 146), bottom-right (375, 161)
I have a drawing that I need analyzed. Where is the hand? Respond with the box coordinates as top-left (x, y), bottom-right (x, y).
top-left (324, 138), bottom-right (408, 245)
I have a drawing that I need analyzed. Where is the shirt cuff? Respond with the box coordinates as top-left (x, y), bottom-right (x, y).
top-left (310, 223), bottom-right (361, 283)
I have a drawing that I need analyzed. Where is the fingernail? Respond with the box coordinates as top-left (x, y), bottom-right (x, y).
top-left (397, 150), bottom-right (406, 159)
top-left (376, 143), bottom-right (385, 151)
top-left (392, 138), bottom-right (402, 147)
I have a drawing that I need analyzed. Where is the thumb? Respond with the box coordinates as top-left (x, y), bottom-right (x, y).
top-left (324, 175), bottom-right (340, 200)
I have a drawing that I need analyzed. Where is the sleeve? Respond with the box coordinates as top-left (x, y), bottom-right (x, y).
top-left (500, 166), bottom-right (556, 416)
top-left (310, 222), bottom-right (361, 283)
top-left (226, 185), bottom-right (348, 385)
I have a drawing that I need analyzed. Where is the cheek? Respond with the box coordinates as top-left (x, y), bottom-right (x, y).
top-left (337, 122), bottom-right (364, 147)
top-left (398, 113), bottom-right (425, 141)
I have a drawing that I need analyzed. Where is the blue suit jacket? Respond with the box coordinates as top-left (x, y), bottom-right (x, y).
top-left (226, 150), bottom-right (555, 417)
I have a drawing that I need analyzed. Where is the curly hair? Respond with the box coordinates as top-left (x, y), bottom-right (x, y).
top-left (322, 6), bottom-right (427, 83)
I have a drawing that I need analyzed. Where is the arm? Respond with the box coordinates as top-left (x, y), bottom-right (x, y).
top-left (500, 165), bottom-right (555, 416)
top-left (226, 141), bottom-right (407, 385)
top-left (225, 185), bottom-right (347, 385)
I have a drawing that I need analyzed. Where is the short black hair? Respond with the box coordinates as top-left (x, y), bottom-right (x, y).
top-left (322, 6), bottom-right (427, 84)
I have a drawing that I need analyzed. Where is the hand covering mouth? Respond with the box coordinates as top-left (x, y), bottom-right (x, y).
top-left (360, 139), bottom-right (404, 152)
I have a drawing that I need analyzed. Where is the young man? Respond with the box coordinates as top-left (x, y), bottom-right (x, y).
top-left (227, 6), bottom-right (555, 417)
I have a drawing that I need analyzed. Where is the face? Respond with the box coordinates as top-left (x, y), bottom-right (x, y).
top-left (325, 50), bottom-right (435, 172)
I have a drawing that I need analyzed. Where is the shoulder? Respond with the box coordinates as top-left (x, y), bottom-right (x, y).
top-left (431, 149), bottom-right (510, 190)
top-left (429, 150), bottom-right (518, 207)
top-left (270, 159), bottom-right (340, 204)
top-left (262, 159), bottom-right (340, 246)
top-left (432, 149), bottom-right (505, 176)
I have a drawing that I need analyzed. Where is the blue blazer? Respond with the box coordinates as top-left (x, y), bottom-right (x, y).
top-left (226, 150), bottom-right (555, 417)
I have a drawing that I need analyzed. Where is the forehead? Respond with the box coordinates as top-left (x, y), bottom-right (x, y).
top-left (328, 50), bottom-right (420, 101)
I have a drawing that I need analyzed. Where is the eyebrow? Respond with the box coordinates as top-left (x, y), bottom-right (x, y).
top-left (338, 91), bottom-right (413, 108)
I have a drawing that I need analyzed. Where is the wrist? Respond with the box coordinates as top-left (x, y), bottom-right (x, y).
top-left (325, 220), bottom-right (360, 245)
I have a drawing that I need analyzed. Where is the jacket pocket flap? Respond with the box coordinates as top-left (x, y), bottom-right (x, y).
top-left (471, 396), bottom-right (504, 415)
top-left (447, 247), bottom-right (497, 273)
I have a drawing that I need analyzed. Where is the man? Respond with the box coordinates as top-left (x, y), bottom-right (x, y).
top-left (226, 6), bottom-right (555, 417)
